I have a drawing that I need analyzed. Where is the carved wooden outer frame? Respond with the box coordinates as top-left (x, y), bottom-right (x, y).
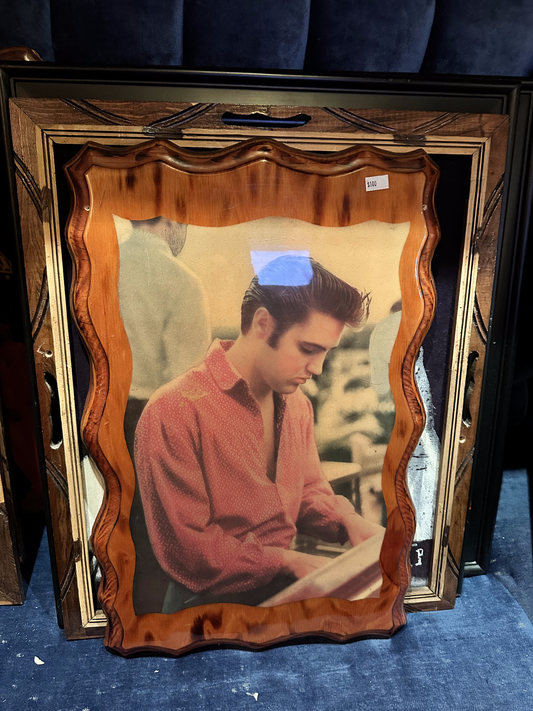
top-left (5, 94), bottom-right (510, 639)
top-left (63, 137), bottom-right (439, 655)
top-left (0, 411), bottom-right (25, 605)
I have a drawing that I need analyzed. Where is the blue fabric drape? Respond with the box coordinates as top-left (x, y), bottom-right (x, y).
top-left (0, 0), bottom-right (54, 61)
top-left (422, 0), bottom-right (533, 75)
top-left (182, 0), bottom-right (311, 70)
top-left (50, 0), bottom-right (184, 65)
top-left (2, 0), bottom-right (533, 76)
top-left (305, 0), bottom-right (436, 73)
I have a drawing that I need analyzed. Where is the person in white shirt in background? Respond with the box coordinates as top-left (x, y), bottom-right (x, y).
top-left (117, 216), bottom-right (211, 452)
top-left (83, 216), bottom-right (210, 610)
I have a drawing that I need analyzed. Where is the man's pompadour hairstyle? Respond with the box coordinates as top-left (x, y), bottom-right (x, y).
top-left (241, 255), bottom-right (369, 346)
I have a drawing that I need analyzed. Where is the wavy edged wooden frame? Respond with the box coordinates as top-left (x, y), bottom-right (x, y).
top-left (64, 137), bottom-right (439, 656)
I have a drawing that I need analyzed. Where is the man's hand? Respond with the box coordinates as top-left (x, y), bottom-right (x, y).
top-left (341, 513), bottom-right (385, 548)
top-left (280, 550), bottom-right (331, 580)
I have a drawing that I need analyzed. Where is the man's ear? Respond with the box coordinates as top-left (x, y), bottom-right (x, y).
top-left (252, 307), bottom-right (275, 341)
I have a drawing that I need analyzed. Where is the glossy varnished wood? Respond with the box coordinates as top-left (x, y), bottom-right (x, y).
top-left (7, 96), bottom-right (509, 637)
top-left (9, 100), bottom-right (104, 637)
top-left (0, 413), bottom-right (25, 605)
top-left (64, 138), bottom-right (439, 655)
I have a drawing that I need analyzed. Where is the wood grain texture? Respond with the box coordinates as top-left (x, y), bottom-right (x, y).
top-left (11, 98), bottom-right (508, 139)
top-left (0, 413), bottom-right (25, 605)
top-left (9, 101), bottom-right (101, 638)
top-left (7, 96), bottom-right (508, 637)
top-left (64, 138), bottom-right (439, 655)
top-left (442, 117), bottom-right (509, 607)
top-left (409, 115), bottom-right (509, 611)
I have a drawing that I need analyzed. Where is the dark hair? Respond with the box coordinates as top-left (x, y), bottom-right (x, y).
top-left (130, 216), bottom-right (187, 257)
top-left (241, 255), bottom-right (369, 346)
top-left (130, 216), bottom-right (164, 229)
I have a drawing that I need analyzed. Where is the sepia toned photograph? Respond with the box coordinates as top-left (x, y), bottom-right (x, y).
top-left (114, 216), bottom-right (415, 613)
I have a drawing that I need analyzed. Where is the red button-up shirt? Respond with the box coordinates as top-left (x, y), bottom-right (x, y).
top-left (135, 340), bottom-right (355, 595)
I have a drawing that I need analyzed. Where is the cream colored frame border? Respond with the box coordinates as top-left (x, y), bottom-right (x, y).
top-left (31, 122), bottom-right (486, 630)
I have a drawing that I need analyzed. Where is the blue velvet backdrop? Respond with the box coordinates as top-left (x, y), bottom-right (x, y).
top-left (2, 0), bottom-right (533, 75)
top-left (422, 0), bottom-right (533, 75)
top-left (50, 0), bottom-right (184, 66)
top-left (0, 0), bottom-right (54, 61)
top-left (305, 0), bottom-right (436, 73)
top-left (183, 0), bottom-right (310, 69)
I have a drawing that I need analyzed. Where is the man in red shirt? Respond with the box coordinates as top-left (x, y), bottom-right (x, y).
top-left (134, 255), bottom-right (382, 612)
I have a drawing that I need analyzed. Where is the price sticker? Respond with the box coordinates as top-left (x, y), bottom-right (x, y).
top-left (365, 174), bottom-right (389, 192)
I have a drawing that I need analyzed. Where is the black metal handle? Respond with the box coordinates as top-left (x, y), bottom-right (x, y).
top-left (221, 111), bottom-right (311, 128)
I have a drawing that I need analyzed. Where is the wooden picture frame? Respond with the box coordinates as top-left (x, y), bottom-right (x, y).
top-left (1, 66), bottom-right (530, 641)
top-left (63, 138), bottom-right (438, 654)
top-left (0, 411), bottom-right (25, 606)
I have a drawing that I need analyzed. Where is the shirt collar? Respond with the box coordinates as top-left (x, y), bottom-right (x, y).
top-left (205, 339), bottom-right (287, 418)
top-left (205, 339), bottom-right (244, 392)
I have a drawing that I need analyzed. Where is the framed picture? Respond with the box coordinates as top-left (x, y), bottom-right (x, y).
top-left (64, 137), bottom-right (438, 653)
top-left (1, 66), bottom-right (530, 642)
